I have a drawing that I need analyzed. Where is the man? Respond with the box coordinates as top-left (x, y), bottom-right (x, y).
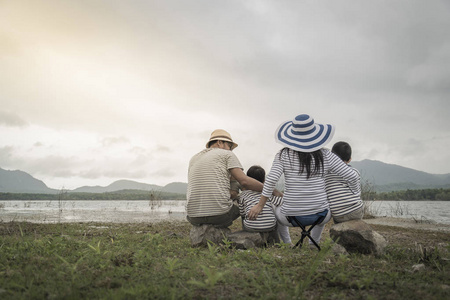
top-left (186, 129), bottom-right (275, 228)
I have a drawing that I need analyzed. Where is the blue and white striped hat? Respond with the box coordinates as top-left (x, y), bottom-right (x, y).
top-left (275, 114), bottom-right (335, 152)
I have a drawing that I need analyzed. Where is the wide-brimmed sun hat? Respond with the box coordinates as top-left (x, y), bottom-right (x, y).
top-left (275, 114), bottom-right (335, 152)
top-left (206, 129), bottom-right (238, 150)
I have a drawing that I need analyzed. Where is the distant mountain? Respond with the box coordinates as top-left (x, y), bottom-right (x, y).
top-left (351, 160), bottom-right (450, 192)
top-left (2, 161), bottom-right (449, 194)
top-left (72, 179), bottom-right (188, 195)
top-left (72, 180), bottom-right (163, 193)
top-left (162, 182), bottom-right (188, 194)
top-left (0, 168), bottom-right (58, 194)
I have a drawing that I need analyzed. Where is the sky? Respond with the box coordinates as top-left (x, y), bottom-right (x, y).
top-left (1, 0), bottom-right (450, 190)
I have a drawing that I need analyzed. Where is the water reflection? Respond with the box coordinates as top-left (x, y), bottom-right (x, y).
top-left (0, 200), bottom-right (187, 223)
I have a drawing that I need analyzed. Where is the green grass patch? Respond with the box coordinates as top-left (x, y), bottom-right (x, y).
top-left (0, 221), bottom-right (448, 299)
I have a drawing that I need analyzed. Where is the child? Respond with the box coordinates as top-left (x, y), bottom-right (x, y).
top-left (325, 141), bottom-right (364, 223)
top-left (238, 165), bottom-right (290, 242)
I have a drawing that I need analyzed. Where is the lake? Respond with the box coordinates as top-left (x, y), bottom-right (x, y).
top-left (0, 200), bottom-right (449, 225)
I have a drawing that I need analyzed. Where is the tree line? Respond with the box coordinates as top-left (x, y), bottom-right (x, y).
top-left (0, 189), bottom-right (186, 201)
top-left (374, 188), bottom-right (450, 201)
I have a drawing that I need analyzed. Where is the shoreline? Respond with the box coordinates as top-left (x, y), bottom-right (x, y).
top-left (365, 216), bottom-right (450, 232)
top-left (1, 215), bottom-right (450, 233)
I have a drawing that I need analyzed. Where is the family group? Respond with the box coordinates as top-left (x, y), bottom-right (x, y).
top-left (186, 114), bottom-right (364, 246)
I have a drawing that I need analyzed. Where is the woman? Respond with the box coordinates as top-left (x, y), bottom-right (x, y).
top-left (248, 114), bottom-right (360, 245)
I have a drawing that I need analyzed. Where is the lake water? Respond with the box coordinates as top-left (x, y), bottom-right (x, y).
top-left (0, 200), bottom-right (449, 225)
top-left (0, 200), bottom-right (187, 224)
top-left (364, 200), bottom-right (450, 225)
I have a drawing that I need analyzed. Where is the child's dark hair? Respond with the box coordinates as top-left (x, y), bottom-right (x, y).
top-left (246, 165), bottom-right (265, 183)
top-left (332, 141), bottom-right (352, 162)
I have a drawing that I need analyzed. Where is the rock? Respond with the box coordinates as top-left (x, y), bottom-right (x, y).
top-left (227, 231), bottom-right (261, 249)
top-left (189, 225), bottom-right (231, 247)
top-left (330, 220), bottom-right (387, 255)
top-left (189, 225), bottom-right (280, 249)
top-left (412, 264), bottom-right (426, 272)
top-left (259, 230), bottom-right (281, 245)
top-left (227, 230), bottom-right (280, 249)
top-left (331, 243), bottom-right (348, 255)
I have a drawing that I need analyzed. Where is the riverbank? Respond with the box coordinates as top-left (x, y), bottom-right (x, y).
top-left (0, 220), bottom-right (449, 299)
top-left (365, 216), bottom-right (450, 233)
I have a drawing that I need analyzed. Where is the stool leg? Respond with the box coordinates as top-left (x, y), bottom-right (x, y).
top-left (294, 234), bottom-right (307, 248)
top-left (288, 216), bottom-right (325, 251)
top-left (308, 234), bottom-right (321, 251)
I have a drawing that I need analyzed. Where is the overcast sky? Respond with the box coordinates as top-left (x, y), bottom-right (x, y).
top-left (1, 0), bottom-right (449, 190)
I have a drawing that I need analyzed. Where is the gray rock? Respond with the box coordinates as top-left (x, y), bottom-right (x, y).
top-left (412, 264), bottom-right (426, 272)
top-left (331, 243), bottom-right (348, 255)
top-left (330, 220), bottom-right (387, 255)
top-left (259, 230), bottom-right (281, 245)
top-left (189, 225), bottom-right (231, 247)
top-left (229, 230), bottom-right (280, 249)
top-left (190, 225), bottom-right (280, 249)
top-left (227, 231), bottom-right (267, 249)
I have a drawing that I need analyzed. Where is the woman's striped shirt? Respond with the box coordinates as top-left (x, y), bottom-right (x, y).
top-left (238, 190), bottom-right (282, 231)
top-left (262, 148), bottom-right (360, 217)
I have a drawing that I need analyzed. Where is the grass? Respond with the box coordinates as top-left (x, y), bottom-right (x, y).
top-left (0, 220), bottom-right (449, 299)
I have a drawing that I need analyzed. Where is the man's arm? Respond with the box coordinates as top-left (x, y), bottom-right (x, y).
top-left (230, 168), bottom-right (263, 192)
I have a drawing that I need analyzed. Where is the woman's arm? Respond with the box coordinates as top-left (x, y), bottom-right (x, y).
top-left (261, 153), bottom-right (284, 198)
top-left (248, 153), bottom-right (283, 220)
top-left (248, 195), bottom-right (268, 220)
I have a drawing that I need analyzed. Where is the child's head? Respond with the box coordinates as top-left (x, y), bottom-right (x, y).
top-left (246, 165), bottom-right (265, 183)
top-left (332, 141), bottom-right (352, 162)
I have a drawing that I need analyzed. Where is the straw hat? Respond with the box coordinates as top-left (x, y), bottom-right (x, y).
top-left (206, 129), bottom-right (238, 150)
top-left (275, 114), bottom-right (335, 152)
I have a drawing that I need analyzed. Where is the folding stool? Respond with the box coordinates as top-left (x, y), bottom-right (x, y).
top-left (286, 210), bottom-right (328, 251)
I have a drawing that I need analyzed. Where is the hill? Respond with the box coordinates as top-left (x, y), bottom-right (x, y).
top-left (72, 180), bottom-right (163, 193)
top-left (162, 182), bottom-right (188, 194)
top-left (0, 168), bottom-right (58, 194)
top-left (71, 180), bottom-right (188, 194)
top-left (1, 161), bottom-right (449, 194)
top-left (351, 160), bottom-right (450, 192)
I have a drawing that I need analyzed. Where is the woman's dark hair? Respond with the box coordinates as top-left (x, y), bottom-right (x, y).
top-left (279, 148), bottom-right (324, 179)
top-left (332, 141), bottom-right (352, 162)
top-left (246, 165), bottom-right (265, 183)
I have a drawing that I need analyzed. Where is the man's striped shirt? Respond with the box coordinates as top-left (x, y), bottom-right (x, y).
top-left (186, 148), bottom-right (243, 217)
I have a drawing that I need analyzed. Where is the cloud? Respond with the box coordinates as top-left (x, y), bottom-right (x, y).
top-left (80, 168), bottom-right (148, 180)
top-left (0, 111), bottom-right (28, 127)
top-left (407, 44), bottom-right (450, 91)
top-left (155, 145), bottom-right (171, 153)
top-left (0, 146), bottom-right (15, 163)
top-left (150, 168), bottom-right (176, 179)
top-left (100, 136), bottom-right (130, 147)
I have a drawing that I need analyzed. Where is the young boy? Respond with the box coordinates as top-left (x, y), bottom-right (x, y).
top-left (237, 165), bottom-right (291, 243)
top-left (325, 141), bottom-right (364, 223)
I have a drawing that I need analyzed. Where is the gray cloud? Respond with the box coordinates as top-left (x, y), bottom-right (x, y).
top-left (150, 168), bottom-right (176, 179)
top-left (0, 111), bottom-right (28, 127)
top-left (0, 146), bottom-right (15, 163)
top-left (80, 168), bottom-right (148, 180)
top-left (100, 136), bottom-right (130, 147)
